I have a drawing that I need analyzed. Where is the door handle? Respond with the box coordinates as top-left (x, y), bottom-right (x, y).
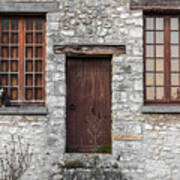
top-left (69, 104), bottom-right (76, 111)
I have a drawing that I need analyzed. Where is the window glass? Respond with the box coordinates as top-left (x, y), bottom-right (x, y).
top-left (0, 16), bottom-right (45, 105)
top-left (146, 18), bottom-right (154, 30)
top-left (156, 18), bottom-right (164, 30)
top-left (146, 32), bottom-right (154, 43)
top-left (171, 32), bottom-right (179, 44)
top-left (156, 32), bottom-right (164, 44)
top-left (171, 18), bottom-right (179, 30)
top-left (146, 45), bottom-right (154, 57)
top-left (146, 87), bottom-right (155, 100)
top-left (144, 16), bottom-right (180, 104)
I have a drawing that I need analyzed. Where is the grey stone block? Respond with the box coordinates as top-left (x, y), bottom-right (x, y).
top-left (0, 2), bottom-right (59, 12)
top-left (0, 107), bottom-right (48, 115)
top-left (142, 106), bottom-right (180, 114)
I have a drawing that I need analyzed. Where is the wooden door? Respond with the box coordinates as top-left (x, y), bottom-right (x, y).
top-left (66, 56), bottom-right (111, 153)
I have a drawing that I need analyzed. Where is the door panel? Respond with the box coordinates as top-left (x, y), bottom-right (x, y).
top-left (66, 56), bottom-right (111, 153)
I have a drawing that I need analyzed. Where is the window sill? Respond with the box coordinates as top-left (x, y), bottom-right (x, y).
top-left (142, 105), bottom-right (180, 114)
top-left (0, 107), bottom-right (48, 115)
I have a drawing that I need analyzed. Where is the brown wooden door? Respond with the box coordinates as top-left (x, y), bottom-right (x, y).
top-left (66, 56), bottom-right (111, 153)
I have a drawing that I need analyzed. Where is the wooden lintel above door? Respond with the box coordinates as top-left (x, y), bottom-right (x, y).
top-left (53, 44), bottom-right (126, 56)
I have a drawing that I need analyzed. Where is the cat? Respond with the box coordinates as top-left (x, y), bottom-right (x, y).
top-left (0, 88), bottom-right (11, 107)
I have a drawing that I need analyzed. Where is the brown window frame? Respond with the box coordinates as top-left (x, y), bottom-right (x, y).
top-left (0, 14), bottom-right (46, 106)
top-left (144, 12), bottom-right (180, 105)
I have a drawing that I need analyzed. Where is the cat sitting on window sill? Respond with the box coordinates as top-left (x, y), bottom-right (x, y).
top-left (0, 89), bottom-right (11, 107)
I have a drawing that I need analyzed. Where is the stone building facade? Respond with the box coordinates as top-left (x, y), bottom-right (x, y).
top-left (0, 0), bottom-right (180, 180)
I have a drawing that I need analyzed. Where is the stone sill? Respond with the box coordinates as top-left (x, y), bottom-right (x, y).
top-left (0, 2), bottom-right (58, 12)
top-left (0, 107), bottom-right (48, 115)
top-left (130, 0), bottom-right (180, 10)
top-left (142, 106), bottom-right (180, 114)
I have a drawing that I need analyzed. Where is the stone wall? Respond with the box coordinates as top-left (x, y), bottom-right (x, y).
top-left (0, 0), bottom-right (179, 180)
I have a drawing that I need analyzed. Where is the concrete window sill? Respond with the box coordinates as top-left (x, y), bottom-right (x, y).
top-left (0, 107), bottom-right (48, 115)
top-left (142, 106), bottom-right (180, 114)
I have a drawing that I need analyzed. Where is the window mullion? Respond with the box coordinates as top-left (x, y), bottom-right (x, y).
top-left (164, 16), bottom-right (171, 102)
top-left (18, 17), bottom-right (25, 103)
top-left (43, 18), bottom-right (46, 102)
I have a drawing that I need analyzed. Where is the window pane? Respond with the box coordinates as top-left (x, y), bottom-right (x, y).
top-left (146, 18), bottom-right (154, 30)
top-left (35, 47), bottom-right (42, 58)
top-left (26, 47), bottom-right (33, 59)
top-left (35, 88), bottom-right (43, 100)
top-left (1, 75), bottom-right (8, 86)
top-left (146, 45), bottom-right (154, 57)
top-left (156, 32), bottom-right (164, 44)
top-left (156, 59), bottom-right (164, 72)
top-left (171, 73), bottom-right (180, 85)
top-left (35, 61), bottom-right (42, 72)
top-left (26, 61), bottom-right (33, 72)
top-left (11, 47), bottom-right (18, 58)
top-left (26, 74), bottom-right (33, 86)
top-left (1, 33), bottom-right (9, 44)
top-left (171, 18), bottom-right (179, 30)
top-left (11, 74), bottom-right (18, 86)
top-left (26, 19), bottom-right (33, 30)
top-left (171, 87), bottom-right (180, 100)
top-left (11, 33), bottom-right (18, 44)
top-left (36, 33), bottom-right (43, 43)
top-left (11, 19), bottom-right (18, 30)
top-left (11, 61), bottom-right (18, 72)
top-left (1, 61), bottom-right (9, 72)
top-left (156, 73), bottom-right (164, 86)
top-left (10, 88), bottom-right (18, 100)
top-left (156, 45), bottom-right (164, 57)
top-left (156, 18), bottom-right (164, 30)
top-left (1, 19), bottom-right (9, 30)
top-left (146, 73), bottom-right (154, 86)
top-left (171, 32), bottom-right (179, 44)
top-left (146, 87), bottom-right (155, 100)
top-left (35, 74), bottom-right (42, 86)
top-left (35, 19), bottom-right (43, 30)
top-left (171, 60), bottom-right (179, 72)
top-left (25, 88), bottom-right (33, 100)
top-left (171, 46), bottom-right (179, 57)
top-left (146, 32), bottom-right (154, 43)
top-left (2, 47), bottom-right (9, 58)
top-left (26, 33), bottom-right (33, 44)
top-left (146, 59), bottom-right (154, 71)
top-left (156, 87), bottom-right (164, 100)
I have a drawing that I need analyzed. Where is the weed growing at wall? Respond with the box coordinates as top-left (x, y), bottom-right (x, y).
top-left (0, 135), bottom-right (33, 180)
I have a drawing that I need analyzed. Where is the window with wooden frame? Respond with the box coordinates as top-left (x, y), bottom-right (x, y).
top-left (0, 15), bottom-right (45, 106)
top-left (144, 13), bottom-right (180, 105)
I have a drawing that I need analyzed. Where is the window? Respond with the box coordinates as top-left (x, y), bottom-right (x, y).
top-left (144, 14), bottom-right (180, 105)
top-left (0, 15), bottom-right (45, 106)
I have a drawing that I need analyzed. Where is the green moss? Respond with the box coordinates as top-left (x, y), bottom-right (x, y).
top-left (123, 65), bottom-right (132, 73)
top-left (63, 160), bottom-right (85, 169)
top-left (101, 144), bottom-right (112, 153)
top-left (112, 163), bottom-right (119, 169)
